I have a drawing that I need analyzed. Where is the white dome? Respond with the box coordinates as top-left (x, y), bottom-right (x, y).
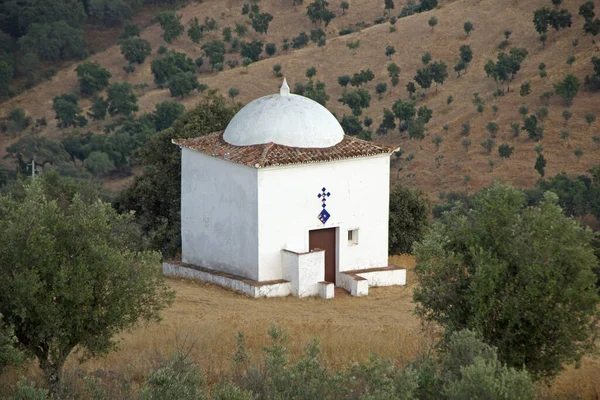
top-left (223, 79), bottom-right (344, 148)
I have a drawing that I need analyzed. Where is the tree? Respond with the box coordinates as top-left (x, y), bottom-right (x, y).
top-left (0, 61), bottom-right (13, 98)
top-left (459, 44), bottom-right (473, 71)
top-left (375, 82), bottom-right (387, 99)
top-left (120, 23), bottom-right (140, 40)
top-left (340, 114), bottom-right (363, 136)
top-left (340, 1), bottom-right (349, 14)
top-left (549, 8), bottom-right (572, 39)
top-left (346, 40), bottom-right (360, 53)
top-left (498, 143), bottom-right (514, 159)
top-left (167, 72), bottom-right (199, 98)
top-left (273, 64), bottom-right (283, 77)
top-left (533, 153), bottom-right (546, 177)
top-left (151, 51), bottom-right (196, 85)
top-left (187, 17), bottom-right (203, 44)
top-left (18, 21), bottom-right (86, 62)
top-left (387, 63), bottom-right (400, 88)
top-left (251, 12), bottom-right (273, 34)
top-left (585, 112), bottom-right (596, 128)
top-left (533, 8), bottom-right (551, 34)
top-left (119, 37), bottom-right (152, 64)
top-left (385, 45), bottom-right (396, 58)
top-left (265, 43), bottom-right (276, 56)
top-left (430, 60), bottom-right (448, 92)
top-left (421, 52), bottom-right (432, 65)
top-left (520, 81), bottom-right (531, 96)
top-left (5, 135), bottom-right (70, 173)
top-left (461, 137), bottom-right (471, 152)
top-left (0, 178), bottom-right (174, 397)
top-left (53, 93), bottom-right (86, 128)
top-left (554, 74), bottom-right (580, 106)
top-left (229, 87), bottom-right (240, 102)
top-left (428, 16), bottom-right (438, 31)
top-left (486, 121), bottom-right (499, 138)
top-left (379, 108), bottom-right (396, 133)
top-left (464, 21), bottom-right (474, 36)
top-left (480, 137), bottom-right (495, 154)
top-left (414, 67), bottom-right (433, 92)
top-left (414, 182), bottom-right (599, 380)
top-left (201, 40), bottom-right (226, 70)
top-left (153, 101), bottom-right (185, 131)
top-left (240, 41), bottom-right (264, 62)
top-left (339, 88), bottom-right (371, 116)
top-left (84, 151), bottom-right (115, 176)
top-left (392, 100), bottom-right (416, 125)
top-left (432, 135), bottom-right (443, 151)
top-left (306, 67), bottom-right (317, 79)
top-left (156, 11), bottom-right (184, 43)
top-left (116, 93), bottom-right (238, 255)
top-left (574, 146), bottom-right (584, 161)
top-left (107, 82), bottom-right (138, 116)
top-left (88, 95), bottom-right (108, 121)
top-left (306, 0), bottom-right (335, 26)
top-left (388, 185), bottom-right (429, 254)
top-left (74, 61), bottom-right (111, 96)
top-left (384, 0), bottom-right (395, 13)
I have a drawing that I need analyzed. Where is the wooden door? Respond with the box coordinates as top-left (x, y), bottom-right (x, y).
top-left (309, 228), bottom-right (337, 284)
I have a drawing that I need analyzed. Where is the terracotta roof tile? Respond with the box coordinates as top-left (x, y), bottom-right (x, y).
top-left (173, 131), bottom-right (396, 168)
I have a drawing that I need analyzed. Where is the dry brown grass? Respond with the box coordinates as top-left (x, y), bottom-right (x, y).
top-left (3, 255), bottom-right (599, 398)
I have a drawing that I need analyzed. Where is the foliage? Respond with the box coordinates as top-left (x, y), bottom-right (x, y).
top-left (53, 93), bottom-right (87, 128)
top-left (498, 143), bottom-right (514, 159)
top-left (151, 50), bottom-right (196, 85)
top-left (119, 37), bottom-right (152, 64)
top-left (414, 182), bottom-right (600, 380)
top-left (553, 74), bottom-right (580, 106)
top-left (0, 62), bottom-right (13, 98)
top-left (120, 23), bottom-right (140, 39)
top-left (88, 95), bottom-right (108, 121)
top-left (350, 69), bottom-right (374, 87)
top-left (201, 41), bottom-right (226, 70)
top-left (484, 48), bottom-right (528, 92)
top-left (187, 17), bottom-right (203, 44)
top-left (116, 92), bottom-right (238, 256)
top-left (156, 11), bottom-right (184, 43)
top-left (584, 57), bottom-right (600, 91)
top-left (167, 71), bottom-right (199, 98)
top-left (464, 21), bottom-right (474, 36)
top-left (338, 88), bottom-right (371, 116)
top-left (18, 21), bottom-right (86, 62)
top-left (107, 82), bottom-right (138, 116)
top-left (337, 75), bottom-right (350, 88)
top-left (585, 112), bottom-right (596, 127)
top-left (265, 43), bottom-right (276, 56)
top-left (428, 16), bottom-right (438, 30)
top-left (88, 0), bottom-right (133, 27)
top-left (251, 12), bottom-right (273, 35)
top-left (84, 151), bottom-right (115, 176)
top-left (306, 0), bottom-right (335, 27)
top-left (0, 177), bottom-right (174, 397)
top-left (75, 62), bottom-right (111, 96)
top-left (240, 41), bottom-right (264, 62)
top-left (388, 185), bottom-right (429, 255)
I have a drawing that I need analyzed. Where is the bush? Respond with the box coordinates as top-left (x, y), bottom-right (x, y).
top-left (388, 185), bottom-right (429, 254)
top-left (75, 62), bottom-right (111, 96)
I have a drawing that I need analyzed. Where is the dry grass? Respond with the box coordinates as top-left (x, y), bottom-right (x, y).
top-left (3, 255), bottom-right (599, 398)
top-left (2, 0), bottom-right (599, 198)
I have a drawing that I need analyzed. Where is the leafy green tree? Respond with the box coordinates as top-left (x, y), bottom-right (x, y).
top-left (119, 23), bottom-right (140, 39)
top-left (119, 37), bottom-right (152, 64)
top-left (201, 40), bottom-right (226, 70)
top-left (432, 135), bottom-right (443, 151)
top-left (187, 17), bottom-right (203, 44)
top-left (265, 43), bottom-right (276, 56)
top-left (430, 60), bottom-right (448, 92)
top-left (5, 135), bottom-right (70, 173)
top-left (414, 182), bottom-right (599, 380)
top-left (378, 108), bottom-right (396, 134)
top-left (485, 121), bottom-right (499, 138)
top-left (385, 45), bottom-right (396, 58)
top-left (18, 21), bottom-right (86, 62)
top-left (340, 1), bottom-right (349, 14)
top-left (306, 0), bottom-right (335, 26)
top-left (574, 146), bottom-right (584, 161)
top-left (414, 67), bottom-right (432, 92)
top-left (75, 61), bottom-right (111, 96)
top-left (461, 121), bottom-right (471, 136)
top-left (153, 100), bottom-right (185, 131)
top-left (340, 114), bottom-right (363, 136)
top-left (428, 16), bottom-right (438, 31)
top-left (240, 40), bottom-right (264, 62)
top-left (53, 93), bottom-right (86, 128)
top-left (251, 12), bottom-right (273, 34)
top-left (533, 8), bottom-right (551, 34)
top-left (498, 143), bottom-right (514, 159)
top-left (273, 64), bottom-right (283, 77)
top-left (338, 75), bottom-right (351, 88)
top-left (518, 104), bottom-right (529, 119)
top-left (228, 87), bottom-right (240, 102)
top-left (535, 153), bottom-right (547, 177)
top-left (151, 50), bottom-right (195, 85)
top-left (461, 137), bottom-right (471, 152)
top-left (585, 112), bottom-right (596, 128)
top-left (375, 82), bottom-right (387, 99)
top-left (523, 115), bottom-right (541, 140)
top-left (0, 178), bottom-right (174, 397)
top-left (156, 11), bottom-right (184, 43)
top-left (421, 51), bottom-right (432, 65)
top-left (167, 71), bottom-right (198, 98)
top-left (20, 52), bottom-right (40, 86)
top-left (338, 88), bottom-right (371, 116)
top-left (107, 82), bottom-right (138, 116)
top-left (388, 185), bottom-right (429, 254)
top-left (0, 314), bottom-right (26, 374)
top-left (392, 100), bottom-right (416, 125)
top-left (520, 81), bottom-right (531, 96)
top-left (350, 69), bottom-right (374, 87)
top-left (562, 109), bottom-right (572, 124)
top-left (459, 44), bottom-right (473, 70)
top-left (84, 151), bottom-right (115, 176)
top-left (554, 74), bottom-right (580, 106)
top-left (0, 61), bottom-right (13, 98)
top-left (88, 0), bottom-right (132, 27)
top-left (306, 66), bottom-right (317, 79)
top-left (116, 92), bottom-right (238, 255)
top-left (480, 137), bottom-right (495, 154)
top-left (464, 21), bottom-right (474, 36)
top-left (387, 63), bottom-right (400, 88)
top-left (384, 0), bottom-right (395, 13)
top-left (88, 95), bottom-right (108, 121)
top-left (535, 106), bottom-right (549, 121)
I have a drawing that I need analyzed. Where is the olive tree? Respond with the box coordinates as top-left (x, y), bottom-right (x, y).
top-left (414, 182), bottom-right (599, 380)
top-left (0, 177), bottom-right (174, 398)
top-left (388, 185), bottom-right (429, 255)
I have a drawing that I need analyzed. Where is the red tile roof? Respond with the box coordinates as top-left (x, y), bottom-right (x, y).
top-left (173, 131), bottom-right (397, 168)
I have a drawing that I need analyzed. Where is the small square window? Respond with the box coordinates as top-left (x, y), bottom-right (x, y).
top-left (348, 229), bottom-right (359, 245)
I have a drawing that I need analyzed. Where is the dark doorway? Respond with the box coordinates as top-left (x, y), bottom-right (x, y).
top-left (309, 228), bottom-right (337, 284)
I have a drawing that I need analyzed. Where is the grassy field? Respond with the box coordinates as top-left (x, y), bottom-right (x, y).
top-left (3, 255), bottom-right (598, 398)
top-left (1, 0), bottom-right (599, 198)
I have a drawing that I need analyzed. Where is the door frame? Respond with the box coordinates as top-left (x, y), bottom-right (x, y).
top-left (306, 226), bottom-right (339, 284)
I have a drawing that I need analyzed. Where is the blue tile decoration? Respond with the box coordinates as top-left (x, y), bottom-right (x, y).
top-left (317, 187), bottom-right (331, 224)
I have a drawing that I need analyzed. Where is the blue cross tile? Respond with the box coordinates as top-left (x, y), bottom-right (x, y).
top-left (318, 209), bottom-right (330, 224)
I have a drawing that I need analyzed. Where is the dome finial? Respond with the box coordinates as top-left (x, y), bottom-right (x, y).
top-left (280, 77), bottom-right (290, 96)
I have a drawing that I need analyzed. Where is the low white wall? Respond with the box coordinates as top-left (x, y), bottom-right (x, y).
top-left (318, 281), bottom-right (334, 299)
top-left (281, 249), bottom-right (324, 297)
top-left (163, 262), bottom-right (291, 298)
top-left (356, 269), bottom-right (406, 287)
top-left (338, 272), bottom-right (369, 296)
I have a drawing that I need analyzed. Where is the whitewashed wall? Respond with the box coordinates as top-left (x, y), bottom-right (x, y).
top-left (257, 155), bottom-right (391, 282)
top-left (181, 149), bottom-right (260, 280)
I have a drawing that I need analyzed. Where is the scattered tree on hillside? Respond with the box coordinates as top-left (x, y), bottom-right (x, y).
top-left (377, 108), bottom-right (396, 134)
top-left (350, 69), bottom-right (374, 87)
top-left (273, 64), bottom-right (283, 77)
top-left (88, 95), bottom-right (108, 121)
top-left (574, 146), bottom-right (584, 161)
top-left (554, 74), bottom-right (580, 106)
top-left (337, 75), bottom-right (350, 88)
top-left (520, 81), bottom-right (531, 96)
top-left (535, 154), bottom-right (546, 177)
top-left (187, 17), bottom-right (203, 44)
top-left (5, 135), bottom-right (70, 172)
top-left (0, 178), bottom-right (174, 398)
top-left (339, 88), bottom-right (371, 116)
top-left (346, 40), bottom-right (360, 53)
top-left (265, 43), bottom-right (276, 56)
top-left (498, 143), bottom-right (514, 159)
top-left (228, 87), bottom-right (240, 102)
top-left (388, 185), bottom-right (429, 255)
top-left (486, 121), bottom-right (499, 138)
top-left (341, 1), bottom-right (349, 14)
top-left (306, 67), bottom-right (317, 79)
top-left (240, 41), bottom-right (264, 62)
top-left (421, 52), bottom-right (432, 66)
top-left (480, 137), bottom-right (495, 154)
top-left (156, 11), bottom-right (184, 43)
top-left (119, 37), bottom-right (152, 64)
top-left (461, 137), bottom-right (471, 152)
top-left (201, 41), bottom-right (227, 70)
top-left (53, 93), bottom-right (87, 128)
top-left (428, 16), bottom-right (438, 31)
top-left (414, 183), bottom-right (599, 380)
top-left (584, 57), bottom-right (600, 91)
top-left (384, 0), bottom-right (395, 14)
top-left (463, 21), bottom-right (474, 36)
top-left (523, 115), bottom-right (543, 141)
top-left (430, 60), bottom-right (448, 93)
top-left (84, 151), bottom-right (115, 176)
top-left (562, 109), bottom-right (573, 125)
top-left (153, 101), bottom-right (185, 131)
top-left (585, 112), bottom-right (596, 128)
top-left (107, 82), bottom-right (138, 116)
top-left (151, 50), bottom-right (196, 85)
top-left (74, 61), bottom-right (111, 96)
top-left (484, 48), bottom-right (528, 92)
top-left (251, 12), bottom-right (274, 35)
top-left (119, 23), bottom-right (140, 40)
top-left (387, 63), bottom-right (400, 89)
top-left (167, 72), bottom-right (198, 98)
top-left (18, 21), bottom-right (86, 62)
top-left (375, 82), bottom-right (388, 99)
top-left (385, 45), bottom-right (396, 58)
top-left (306, 0), bottom-right (335, 26)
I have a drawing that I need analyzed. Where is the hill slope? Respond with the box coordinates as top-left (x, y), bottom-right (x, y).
top-left (1, 0), bottom-right (599, 198)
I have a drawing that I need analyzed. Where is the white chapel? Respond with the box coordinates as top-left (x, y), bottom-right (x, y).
top-left (163, 79), bottom-right (406, 298)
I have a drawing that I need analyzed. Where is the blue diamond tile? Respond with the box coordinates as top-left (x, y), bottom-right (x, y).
top-left (318, 193), bottom-right (322, 198)
top-left (322, 187), bottom-right (326, 192)
top-left (322, 203), bottom-right (326, 208)
top-left (318, 209), bottom-right (330, 224)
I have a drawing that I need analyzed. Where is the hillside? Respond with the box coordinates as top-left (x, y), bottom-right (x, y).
top-left (1, 0), bottom-right (599, 199)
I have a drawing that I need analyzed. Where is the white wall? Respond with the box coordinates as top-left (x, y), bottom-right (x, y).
top-left (282, 249), bottom-right (325, 297)
top-left (257, 155), bottom-right (391, 282)
top-left (181, 148), bottom-right (260, 280)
